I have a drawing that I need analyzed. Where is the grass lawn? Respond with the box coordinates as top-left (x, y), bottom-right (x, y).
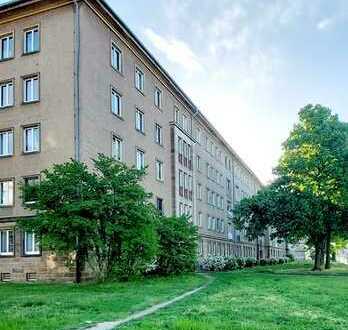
top-left (120, 262), bottom-right (348, 330)
top-left (0, 273), bottom-right (206, 330)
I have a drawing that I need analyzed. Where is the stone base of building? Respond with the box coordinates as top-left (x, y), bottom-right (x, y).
top-left (199, 236), bottom-right (287, 260)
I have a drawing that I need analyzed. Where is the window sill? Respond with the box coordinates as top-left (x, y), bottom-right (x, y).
top-left (22, 50), bottom-right (40, 57)
top-left (23, 253), bottom-right (41, 257)
top-left (0, 57), bottom-right (14, 63)
top-left (111, 112), bottom-right (124, 121)
top-left (22, 151), bottom-right (40, 155)
top-left (135, 129), bottom-right (146, 136)
top-left (0, 105), bottom-right (14, 111)
top-left (0, 254), bottom-right (15, 258)
top-left (111, 66), bottom-right (124, 77)
top-left (22, 100), bottom-right (40, 105)
top-left (0, 205), bottom-right (14, 208)
top-left (135, 88), bottom-right (145, 96)
top-left (0, 154), bottom-right (14, 159)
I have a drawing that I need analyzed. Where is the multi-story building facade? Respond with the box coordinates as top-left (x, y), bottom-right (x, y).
top-left (0, 0), bottom-right (286, 281)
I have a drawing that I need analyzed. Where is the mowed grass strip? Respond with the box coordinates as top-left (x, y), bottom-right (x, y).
top-left (0, 273), bottom-right (206, 330)
top-left (120, 263), bottom-right (348, 330)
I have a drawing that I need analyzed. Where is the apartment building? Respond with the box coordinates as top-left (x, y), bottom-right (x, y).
top-left (0, 0), bottom-right (286, 281)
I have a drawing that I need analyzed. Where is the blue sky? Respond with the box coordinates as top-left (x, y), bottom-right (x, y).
top-left (2, 0), bottom-right (347, 183)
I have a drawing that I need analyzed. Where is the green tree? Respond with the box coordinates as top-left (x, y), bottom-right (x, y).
top-left (92, 155), bottom-right (159, 281)
top-left (276, 105), bottom-right (347, 269)
top-left (20, 155), bottom-right (159, 282)
top-left (156, 215), bottom-right (198, 275)
top-left (19, 160), bottom-right (98, 283)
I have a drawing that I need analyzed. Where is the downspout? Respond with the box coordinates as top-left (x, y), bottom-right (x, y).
top-left (73, 0), bottom-right (81, 161)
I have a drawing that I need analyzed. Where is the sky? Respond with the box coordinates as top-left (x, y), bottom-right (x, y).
top-left (2, 0), bottom-right (347, 183)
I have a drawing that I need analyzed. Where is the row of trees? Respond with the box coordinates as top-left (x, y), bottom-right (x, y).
top-left (20, 155), bottom-right (198, 282)
top-left (234, 105), bottom-right (348, 270)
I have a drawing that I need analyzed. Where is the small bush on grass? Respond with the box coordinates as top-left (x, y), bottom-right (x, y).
top-left (155, 215), bottom-right (198, 275)
top-left (245, 257), bottom-right (257, 268)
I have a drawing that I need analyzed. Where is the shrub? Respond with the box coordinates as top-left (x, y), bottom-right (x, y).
top-left (236, 257), bottom-right (246, 269)
top-left (156, 216), bottom-right (198, 275)
top-left (278, 258), bottom-right (285, 264)
top-left (245, 257), bottom-right (257, 268)
top-left (199, 255), bottom-right (227, 272)
top-left (224, 256), bottom-right (238, 271)
top-left (269, 258), bottom-right (277, 265)
top-left (259, 259), bottom-right (268, 266)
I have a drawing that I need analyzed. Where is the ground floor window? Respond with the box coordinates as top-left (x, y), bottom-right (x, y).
top-left (0, 229), bottom-right (14, 256)
top-left (24, 232), bottom-right (40, 256)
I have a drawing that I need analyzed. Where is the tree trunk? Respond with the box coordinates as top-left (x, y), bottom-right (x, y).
top-left (325, 229), bottom-right (332, 270)
top-left (75, 248), bottom-right (82, 284)
top-left (75, 235), bottom-right (85, 284)
top-left (313, 241), bottom-right (324, 271)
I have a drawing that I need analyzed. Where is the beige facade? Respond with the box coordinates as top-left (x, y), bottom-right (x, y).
top-left (0, 0), bottom-right (286, 281)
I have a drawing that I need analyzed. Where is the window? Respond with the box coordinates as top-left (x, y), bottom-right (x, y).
top-left (155, 123), bottom-right (163, 145)
top-left (183, 114), bottom-right (188, 131)
top-left (135, 109), bottom-right (145, 133)
top-left (197, 183), bottom-right (202, 200)
top-left (0, 230), bottom-right (14, 256)
top-left (112, 135), bottom-right (123, 161)
top-left (23, 176), bottom-right (39, 204)
top-left (111, 88), bottom-right (122, 117)
top-left (197, 212), bottom-right (202, 227)
top-left (0, 34), bottom-right (14, 60)
top-left (136, 149), bottom-right (145, 170)
top-left (23, 75), bottom-right (39, 103)
top-left (178, 170), bottom-right (183, 196)
top-left (0, 130), bottom-right (13, 157)
top-left (196, 155), bottom-right (201, 171)
top-left (156, 160), bottom-right (164, 181)
top-left (24, 231), bottom-right (40, 256)
top-left (156, 197), bottom-right (163, 214)
top-left (174, 106), bottom-right (180, 124)
top-left (24, 26), bottom-right (39, 54)
top-left (111, 42), bottom-right (122, 72)
top-left (154, 87), bottom-right (162, 109)
top-left (135, 67), bottom-right (144, 92)
top-left (23, 125), bottom-right (40, 153)
top-left (0, 180), bottom-right (14, 207)
top-left (0, 81), bottom-right (14, 108)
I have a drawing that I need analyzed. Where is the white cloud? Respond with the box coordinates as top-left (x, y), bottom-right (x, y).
top-left (317, 18), bottom-right (334, 30)
top-left (143, 28), bottom-right (204, 74)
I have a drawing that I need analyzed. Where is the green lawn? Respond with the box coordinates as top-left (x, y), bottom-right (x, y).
top-left (0, 274), bottom-right (206, 330)
top-left (1, 263), bottom-right (348, 330)
top-left (121, 263), bottom-right (348, 330)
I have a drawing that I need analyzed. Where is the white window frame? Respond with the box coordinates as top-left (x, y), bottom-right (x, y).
top-left (0, 130), bottom-right (13, 157)
top-left (136, 149), bottom-right (145, 170)
top-left (135, 109), bottom-right (145, 133)
top-left (154, 87), bottom-right (162, 109)
top-left (24, 231), bottom-right (40, 256)
top-left (156, 159), bottom-right (164, 181)
top-left (0, 229), bottom-right (14, 256)
top-left (0, 81), bottom-right (14, 108)
top-left (155, 123), bottom-right (163, 145)
top-left (23, 175), bottom-right (39, 205)
top-left (23, 125), bottom-right (40, 153)
top-left (135, 67), bottom-right (144, 92)
top-left (0, 180), bottom-right (14, 207)
top-left (112, 135), bottom-right (123, 161)
top-left (0, 33), bottom-right (14, 60)
top-left (23, 75), bottom-right (39, 103)
top-left (111, 42), bottom-right (122, 72)
top-left (23, 26), bottom-right (39, 54)
top-left (111, 88), bottom-right (122, 117)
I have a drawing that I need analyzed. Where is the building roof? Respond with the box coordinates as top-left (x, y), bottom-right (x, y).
top-left (0, 0), bottom-right (263, 186)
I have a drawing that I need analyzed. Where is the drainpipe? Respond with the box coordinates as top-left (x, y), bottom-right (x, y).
top-left (73, 0), bottom-right (81, 161)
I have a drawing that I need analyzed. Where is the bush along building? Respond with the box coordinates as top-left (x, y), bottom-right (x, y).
top-left (0, 0), bottom-right (286, 281)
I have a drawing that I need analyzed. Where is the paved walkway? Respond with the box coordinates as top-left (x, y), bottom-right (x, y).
top-left (83, 273), bottom-right (213, 330)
